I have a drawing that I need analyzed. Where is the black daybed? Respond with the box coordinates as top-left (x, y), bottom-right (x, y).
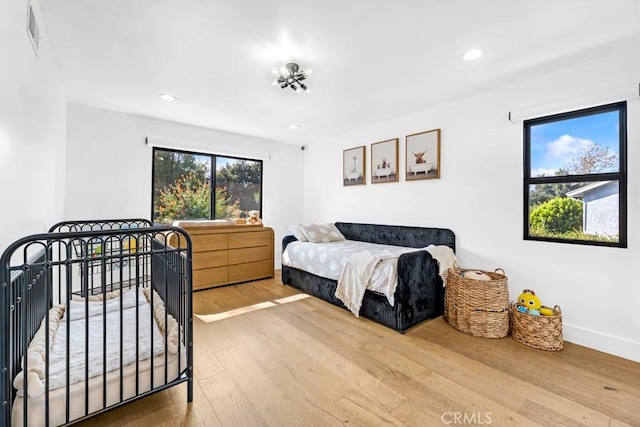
top-left (281, 222), bottom-right (455, 333)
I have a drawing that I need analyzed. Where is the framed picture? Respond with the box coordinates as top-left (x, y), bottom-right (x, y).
top-left (370, 138), bottom-right (399, 183)
top-left (406, 129), bottom-right (441, 180)
top-left (343, 146), bottom-right (366, 186)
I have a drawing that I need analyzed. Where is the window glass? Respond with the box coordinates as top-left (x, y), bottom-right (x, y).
top-left (152, 149), bottom-right (263, 224)
top-left (529, 110), bottom-right (619, 177)
top-left (524, 102), bottom-right (626, 247)
top-left (215, 157), bottom-right (262, 219)
top-left (528, 181), bottom-right (619, 243)
top-left (153, 150), bottom-right (211, 224)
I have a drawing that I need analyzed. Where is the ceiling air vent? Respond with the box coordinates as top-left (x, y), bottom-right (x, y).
top-left (27, 3), bottom-right (40, 56)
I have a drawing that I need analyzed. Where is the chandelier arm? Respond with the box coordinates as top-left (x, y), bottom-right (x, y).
top-left (274, 62), bottom-right (309, 90)
top-left (292, 77), bottom-right (307, 86)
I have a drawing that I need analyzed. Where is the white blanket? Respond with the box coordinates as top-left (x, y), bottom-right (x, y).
top-left (47, 295), bottom-right (165, 391)
top-left (335, 250), bottom-right (396, 317)
top-left (424, 244), bottom-right (458, 285)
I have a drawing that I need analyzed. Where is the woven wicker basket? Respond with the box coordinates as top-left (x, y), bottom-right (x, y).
top-left (510, 303), bottom-right (563, 351)
top-left (444, 268), bottom-right (510, 338)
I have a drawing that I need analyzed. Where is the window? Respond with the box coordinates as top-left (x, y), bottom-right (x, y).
top-left (152, 148), bottom-right (262, 224)
top-left (523, 102), bottom-right (627, 247)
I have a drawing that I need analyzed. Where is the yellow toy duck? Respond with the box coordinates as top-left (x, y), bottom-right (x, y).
top-left (516, 289), bottom-right (554, 316)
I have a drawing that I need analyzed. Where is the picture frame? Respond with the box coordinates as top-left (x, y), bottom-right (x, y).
top-left (370, 138), bottom-right (399, 184)
top-left (405, 129), bottom-right (441, 181)
top-left (343, 146), bottom-right (366, 186)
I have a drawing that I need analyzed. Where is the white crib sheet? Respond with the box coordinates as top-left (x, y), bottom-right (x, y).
top-left (48, 297), bottom-right (165, 391)
top-left (12, 288), bottom-right (184, 427)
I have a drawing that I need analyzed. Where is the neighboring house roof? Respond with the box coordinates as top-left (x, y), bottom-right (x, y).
top-left (566, 180), bottom-right (613, 198)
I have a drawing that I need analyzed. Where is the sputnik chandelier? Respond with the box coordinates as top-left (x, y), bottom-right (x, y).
top-left (272, 63), bottom-right (311, 92)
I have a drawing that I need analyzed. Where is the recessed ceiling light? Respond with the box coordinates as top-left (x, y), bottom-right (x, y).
top-left (289, 124), bottom-right (299, 130)
top-left (463, 48), bottom-right (483, 61)
top-left (159, 93), bottom-right (177, 101)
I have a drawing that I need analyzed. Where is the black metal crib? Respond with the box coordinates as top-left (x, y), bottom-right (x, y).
top-left (0, 219), bottom-right (193, 426)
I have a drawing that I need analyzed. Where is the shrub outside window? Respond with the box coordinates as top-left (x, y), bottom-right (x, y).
top-left (523, 102), bottom-right (627, 247)
top-left (152, 148), bottom-right (263, 224)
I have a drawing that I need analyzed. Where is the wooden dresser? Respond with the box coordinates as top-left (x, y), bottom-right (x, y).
top-left (169, 223), bottom-right (274, 291)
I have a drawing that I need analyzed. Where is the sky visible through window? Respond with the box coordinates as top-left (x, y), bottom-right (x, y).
top-left (530, 110), bottom-right (619, 177)
top-left (216, 157), bottom-right (235, 171)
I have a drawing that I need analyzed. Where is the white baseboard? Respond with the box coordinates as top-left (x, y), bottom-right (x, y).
top-left (275, 259), bottom-right (282, 270)
top-left (563, 323), bottom-right (640, 363)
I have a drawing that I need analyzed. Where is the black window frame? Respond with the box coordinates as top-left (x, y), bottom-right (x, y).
top-left (523, 101), bottom-right (627, 248)
top-left (151, 147), bottom-right (264, 223)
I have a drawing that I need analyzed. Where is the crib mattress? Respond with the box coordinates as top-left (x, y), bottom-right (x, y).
top-left (49, 290), bottom-right (164, 391)
top-left (11, 288), bottom-right (185, 427)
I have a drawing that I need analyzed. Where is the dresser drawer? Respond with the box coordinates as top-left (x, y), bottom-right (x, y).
top-left (228, 245), bottom-right (272, 265)
top-left (228, 231), bottom-right (272, 249)
top-left (191, 234), bottom-right (229, 252)
top-left (193, 266), bottom-right (229, 290)
top-left (228, 260), bottom-right (273, 283)
top-left (193, 250), bottom-right (228, 270)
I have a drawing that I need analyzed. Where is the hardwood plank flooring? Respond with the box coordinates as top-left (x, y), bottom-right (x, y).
top-left (76, 273), bottom-right (640, 426)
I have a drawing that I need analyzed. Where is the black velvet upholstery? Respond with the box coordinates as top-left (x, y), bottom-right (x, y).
top-left (335, 222), bottom-right (455, 251)
top-left (281, 222), bottom-right (455, 333)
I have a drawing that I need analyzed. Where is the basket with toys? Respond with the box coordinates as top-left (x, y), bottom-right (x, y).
top-left (510, 289), bottom-right (563, 351)
top-left (445, 268), bottom-right (510, 338)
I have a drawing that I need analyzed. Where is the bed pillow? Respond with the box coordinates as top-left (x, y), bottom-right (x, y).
top-left (299, 223), bottom-right (346, 243)
top-left (287, 224), bottom-right (309, 242)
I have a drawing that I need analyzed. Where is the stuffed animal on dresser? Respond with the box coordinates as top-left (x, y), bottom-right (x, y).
top-left (246, 210), bottom-right (262, 224)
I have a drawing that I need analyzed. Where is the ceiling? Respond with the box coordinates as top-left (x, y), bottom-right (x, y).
top-left (39, 0), bottom-right (640, 145)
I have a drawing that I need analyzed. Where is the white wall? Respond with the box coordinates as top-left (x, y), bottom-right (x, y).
top-left (65, 103), bottom-right (305, 266)
top-left (303, 46), bottom-right (640, 362)
top-left (0, 0), bottom-right (66, 253)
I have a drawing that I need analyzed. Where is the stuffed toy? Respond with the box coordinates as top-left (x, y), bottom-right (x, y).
top-left (460, 270), bottom-right (491, 281)
top-left (246, 210), bottom-right (262, 225)
top-left (516, 289), bottom-right (554, 316)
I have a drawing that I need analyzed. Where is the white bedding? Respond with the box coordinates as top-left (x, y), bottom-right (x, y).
top-left (48, 293), bottom-right (165, 391)
top-left (12, 287), bottom-right (183, 426)
top-left (282, 240), bottom-right (420, 305)
top-left (13, 288), bottom-right (172, 396)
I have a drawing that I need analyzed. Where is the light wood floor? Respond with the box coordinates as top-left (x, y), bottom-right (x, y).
top-left (78, 274), bottom-right (640, 426)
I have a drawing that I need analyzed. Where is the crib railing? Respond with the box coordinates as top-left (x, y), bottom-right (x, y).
top-left (2, 249), bottom-right (50, 411)
top-left (1, 221), bottom-right (192, 427)
top-left (48, 218), bottom-right (153, 233)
